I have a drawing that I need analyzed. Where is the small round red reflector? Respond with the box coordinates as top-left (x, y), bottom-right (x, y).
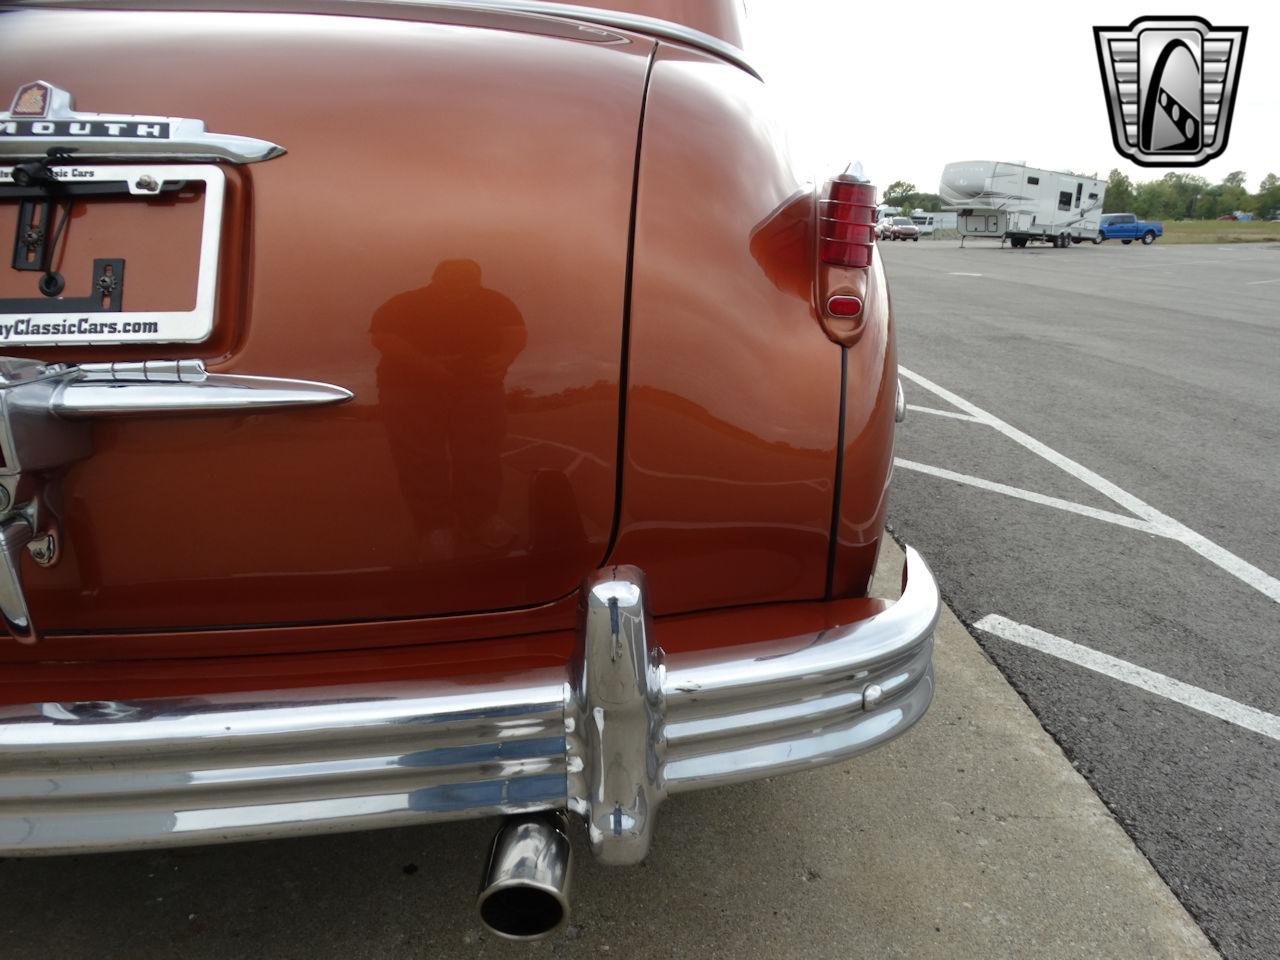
top-left (826, 295), bottom-right (863, 318)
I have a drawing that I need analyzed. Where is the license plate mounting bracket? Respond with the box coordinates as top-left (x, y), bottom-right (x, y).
top-left (0, 258), bottom-right (124, 314)
top-left (0, 163), bottom-right (224, 345)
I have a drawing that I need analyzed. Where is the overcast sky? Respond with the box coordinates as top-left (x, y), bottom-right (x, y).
top-left (743, 1), bottom-right (1278, 197)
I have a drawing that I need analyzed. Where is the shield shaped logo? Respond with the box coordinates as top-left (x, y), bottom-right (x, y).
top-left (1094, 16), bottom-right (1247, 167)
top-left (10, 81), bottom-right (51, 117)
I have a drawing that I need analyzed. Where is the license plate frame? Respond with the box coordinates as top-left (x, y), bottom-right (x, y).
top-left (0, 163), bottom-right (225, 346)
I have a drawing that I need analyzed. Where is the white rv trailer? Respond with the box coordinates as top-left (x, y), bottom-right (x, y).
top-left (939, 161), bottom-right (1106, 248)
top-left (910, 211), bottom-right (957, 234)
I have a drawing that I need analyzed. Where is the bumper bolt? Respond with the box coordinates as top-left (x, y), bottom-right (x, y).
top-left (862, 683), bottom-right (884, 711)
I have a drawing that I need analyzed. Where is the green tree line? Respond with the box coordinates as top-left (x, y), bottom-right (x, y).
top-left (1104, 170), bottom-right (1280, 220)
top-left (880, 181), bottom-right (942, 214)
top-left (881, 173), bottom-right (1279, 222)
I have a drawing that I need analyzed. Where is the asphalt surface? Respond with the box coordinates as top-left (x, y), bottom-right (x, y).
top-left (0, 541), bottom-right (1214, 960)
top-left (881, 238), bottom-right (1280, 960)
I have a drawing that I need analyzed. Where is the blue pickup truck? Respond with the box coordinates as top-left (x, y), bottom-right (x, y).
top-left (1094, 213), bottom-right (1163, 245)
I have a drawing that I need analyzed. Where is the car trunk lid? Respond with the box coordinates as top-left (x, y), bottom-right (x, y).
top-left (0, 6), bottom-right (651, 651)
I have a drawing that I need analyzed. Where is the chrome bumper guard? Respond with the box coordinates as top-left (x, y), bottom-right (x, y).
top-left (0, 548), bottom-right (938, 859)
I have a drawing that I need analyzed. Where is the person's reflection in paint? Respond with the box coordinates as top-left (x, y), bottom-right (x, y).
top-left (371, 259), bottom-right (527, 560)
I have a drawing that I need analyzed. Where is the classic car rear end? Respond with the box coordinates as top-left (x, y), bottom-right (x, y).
top-left (0, 0), bottom-right (937, 939)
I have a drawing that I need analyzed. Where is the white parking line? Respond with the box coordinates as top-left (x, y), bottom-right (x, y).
top-left (899, 366), bottom-right (1280, 604)
top-left (1246, 277), bottom-right (1280, 286)
top-left (948, 272), bottom-right (984, 277)
top-left (975, 615), bottom-right (1280, 742)
top-left (905, 404), bottom-right (982, 423)
top-left (894, 459), bottom-right (1161, 534)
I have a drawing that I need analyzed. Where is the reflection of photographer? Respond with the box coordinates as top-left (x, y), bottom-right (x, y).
top-left (371, 259), bottom-right (527, 556)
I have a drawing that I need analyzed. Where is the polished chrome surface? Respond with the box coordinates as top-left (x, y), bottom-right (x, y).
top-left (0, 81), bottom-right (284, 163)
top-left (896, 377), bottom-right (906, 422)
top-left (0, 549), bottom-right (938, 857)
top-left (53, 360), bottom-right (354, 417)
top-left (863, 682), bottom-right (884, 710)
top-left (0, 673), bottom-right (570, 853)
top-left (0, 515), bottom-right (35, 641)
top-left (570, 566), bottom-right (664, 865)
top-left (658, 547), bottom-right (937, 792)
top-left (477, 812), bottom-right (573, 940)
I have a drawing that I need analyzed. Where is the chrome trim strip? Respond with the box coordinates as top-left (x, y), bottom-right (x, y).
top-left (431, 1), bottom-right (759, 78)
top-left (1, 4), bottom-right (758, 79)
top-left (0, 548), bottom-right (938, 858)
top-left (52, 360), bottom-right (354, 417)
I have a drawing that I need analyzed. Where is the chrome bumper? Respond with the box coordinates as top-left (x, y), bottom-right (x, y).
top-left (0, 547), bottom-right (938, 860)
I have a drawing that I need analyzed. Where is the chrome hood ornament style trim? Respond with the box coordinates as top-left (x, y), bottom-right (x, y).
top-left (0, 81), bottom-right (285, 163)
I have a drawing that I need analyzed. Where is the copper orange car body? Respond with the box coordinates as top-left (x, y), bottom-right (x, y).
top-left (0, 0), bottom-right (937, 934)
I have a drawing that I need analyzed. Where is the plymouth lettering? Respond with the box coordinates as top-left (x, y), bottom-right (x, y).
top-left (0, 82), bottom-right (283, 163)
top-left (0, 119), bottom-right (171, 138)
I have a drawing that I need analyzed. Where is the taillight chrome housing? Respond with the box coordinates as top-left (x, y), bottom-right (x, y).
top-left (815, 171), bottom-right (880, 345)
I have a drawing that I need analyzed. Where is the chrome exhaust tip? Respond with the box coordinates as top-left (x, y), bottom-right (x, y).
top-left (477, 812), bottom-right (573, 940)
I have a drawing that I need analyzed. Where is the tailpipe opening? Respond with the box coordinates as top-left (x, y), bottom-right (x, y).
top-left (477, 812), bottom-right (573, 940)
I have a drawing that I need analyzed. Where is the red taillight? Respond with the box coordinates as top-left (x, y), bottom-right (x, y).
top-left (826, 295), bottom-right (862, 318)
top-left (819, 178), bottom-right (876, 268)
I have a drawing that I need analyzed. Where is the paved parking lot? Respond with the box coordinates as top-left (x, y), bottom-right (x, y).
top-left (3, 238), bottom-right (1270, 960)
top-left (882, 238), bottom-right (1280, 960)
